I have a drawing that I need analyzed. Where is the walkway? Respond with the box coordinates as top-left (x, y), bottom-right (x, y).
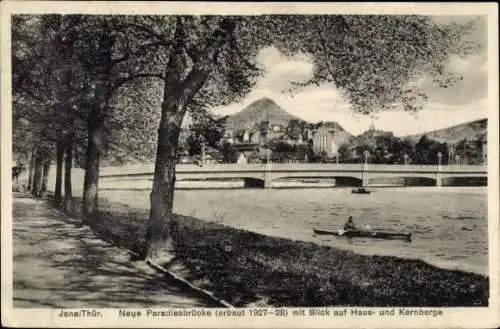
top-left (12, 194), bottom-right (216, 308)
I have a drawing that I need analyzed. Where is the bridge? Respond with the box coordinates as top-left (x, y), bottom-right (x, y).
top-left (99, 164), bottom-right (487, 188)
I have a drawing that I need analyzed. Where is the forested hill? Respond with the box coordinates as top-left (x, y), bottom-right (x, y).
top-left (404, 118), bottom-right (487, 143)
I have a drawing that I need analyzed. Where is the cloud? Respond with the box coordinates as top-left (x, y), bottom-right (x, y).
top-left (255, 46), bottom-right (282, 68)
top-left (373, 99), bottom-right (488, 136)
top-left (254, 46), bottom-right (313, 93)
top-left (431, 15), bottom-right (480, 25)
top-left (257, 60), bottom-right (313, 92)
top-left (422, 16), bottom-right (488, 106)
top-left (420, 53), bottom-right (488, 106)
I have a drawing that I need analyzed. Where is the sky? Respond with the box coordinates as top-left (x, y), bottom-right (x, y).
top-left (211, 15), bottom-right (489, 137)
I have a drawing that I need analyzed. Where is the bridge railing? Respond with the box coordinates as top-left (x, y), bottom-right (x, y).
top-left (99, 163), bottom-right (487, 178)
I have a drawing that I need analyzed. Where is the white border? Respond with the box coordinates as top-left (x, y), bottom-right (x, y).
top-left (1, 2), bottom-right (499, 328)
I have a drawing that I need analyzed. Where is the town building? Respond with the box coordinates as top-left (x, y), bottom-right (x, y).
top-left (236, 153), bottom-right (248, 164)
top-left (222, 129), bottom-right (258, 145)
top-left (478, 132), bottom-right (487, 164)
top-left (284, 132), bottom-right (304, 145)
top-left (267, 124), bottom-right (286, 140)
top-left (313, 126), bottom-right (338, 156)
top-left (221, 130), bottom-right (234, 144)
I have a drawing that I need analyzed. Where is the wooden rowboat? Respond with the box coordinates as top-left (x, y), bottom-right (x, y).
top-left (351, 188), bottom-right (371, 194)
top-left (313, 228), bottom-right (412, 242)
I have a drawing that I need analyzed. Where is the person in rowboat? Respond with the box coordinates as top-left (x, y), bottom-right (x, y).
top-left (344, 216), bottom-right (357, 231)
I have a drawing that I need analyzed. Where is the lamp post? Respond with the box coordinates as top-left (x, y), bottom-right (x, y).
top-left (199, 135), bottom-right (206, 167)
top-left (437, 152), bottom-right (442, 167)
top-left (364, 150), bottom-right (370, 165)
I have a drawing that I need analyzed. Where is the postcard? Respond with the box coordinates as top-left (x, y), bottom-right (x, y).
top-left (1, 1), bottom-right (499, 328)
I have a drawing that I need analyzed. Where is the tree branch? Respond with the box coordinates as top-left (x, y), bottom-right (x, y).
top-left (228, 34), bottom-right (259, 71)
top-left (111, 72), bottom-right (166, 93)
top-left (119, 22), bottom-right (172, 48)
top-left (185, 45), bottom-right (202, 63)
top-left (111, 52), bottom-right (130, 66)
top-left (17, 86), bottom-right (45, 103)
top-left (170, 18), bottom-right (236, 124)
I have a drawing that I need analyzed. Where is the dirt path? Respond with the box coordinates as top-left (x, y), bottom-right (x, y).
top-left (12, 195), bottom-right (216, 308)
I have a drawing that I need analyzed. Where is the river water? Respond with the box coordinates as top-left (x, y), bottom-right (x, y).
top-left (97, 181), bottom-right (488, 276)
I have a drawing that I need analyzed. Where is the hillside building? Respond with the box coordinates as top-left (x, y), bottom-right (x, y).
top-left (236, 153), bottom-right (248, 164)
top-left (478, 132), bottom-right (487, 164)
top-left (266, 124), bottom-right (286, 140)
top-left (222, 127), bottom-right (261, 145)
top-left (313, 126), bottom-right (339, 156)
top-left (284, 132), bottom-right (304, 145)
top-left (221, 130), bottom-right (234, 144)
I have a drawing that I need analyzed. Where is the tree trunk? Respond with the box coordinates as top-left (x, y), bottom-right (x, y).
top-left (40, 159), bottom-right (51, 198)
top-left (63, 135), bottom-right (73, 212)
top-left (143, 19), bottom-right (187, 261)
top-left (54, 140), bottom-right (64, 203)
top-left (31, 152), bottom-right (44, 198)
top-left (27, 147), bottom-right (36, 191)
top-left (82, 110), bottom-right (102, 222)
top-left (81, 33), bottom-right (114, 223)
top-left (144, 110), bottom-right (182, 261)
top-left (143, 17), bottom-right (232, 261)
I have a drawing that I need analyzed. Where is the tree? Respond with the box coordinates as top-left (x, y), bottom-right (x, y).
top-left (337, 144), bottom-right (351, 163)
top-left (12, 15), bottom-right (166, 212)
top-left (414, 135), bottom-right (451, 164)
top-left (279, 15), bottom-right (479, 114)
top-left (12, 15), bottom-right (78, 199)
top-left (189, 111), bottom-right (226, 148)
top-left (103, 78), bottom-right (163, 165)
top-left (295, 144), bottom-right (312, 162)
top-left (221, 141), bottom-right (238, 163)
top-left (415, 135), bottom-right (432, 164)
top-left (60, 15), bottom-right (170, 219)
top-left (186, 134), bottom-right (201, 156)
top-left (144, 16), bottom-right (261, 260)
top-left (389, 137), bottom-right (413, 164)
top-left (12, 15), bottom-right (92, 209)
top-left (455, 138), bottom-right (482, 165)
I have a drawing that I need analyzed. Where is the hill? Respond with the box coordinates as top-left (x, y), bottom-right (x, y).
top-left (224, 98), bottom-right (303, 130)
top-left (405, 118), bottom-right (487, 144)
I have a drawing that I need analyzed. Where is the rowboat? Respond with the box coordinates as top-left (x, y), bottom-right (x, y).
top-left (313, 228), bottom-right (412, 242)
top-left (351, 188), bottom-right (371, 194)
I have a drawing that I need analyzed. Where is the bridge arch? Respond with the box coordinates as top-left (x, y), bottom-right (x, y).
top-left (176, 172), bottom-right (265, 182)
top-left (176, 176), bottom-right (267, 188)
top-left (242, 177), bottom-right (266, 188)
top-left (366, 175), bottom-right (437, 187)
top-left (270, 171), bottom-right (363, 181)
top-left (271, 175), bottom-right (363, 187)
top-left (440, 176), bottom-right (487, 186)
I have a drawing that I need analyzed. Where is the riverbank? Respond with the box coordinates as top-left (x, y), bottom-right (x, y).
top-left (48, 196), bottom-right (488, 307)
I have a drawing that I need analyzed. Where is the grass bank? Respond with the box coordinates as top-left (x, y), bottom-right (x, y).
top-left (49, 196), bottom-right (489, 307)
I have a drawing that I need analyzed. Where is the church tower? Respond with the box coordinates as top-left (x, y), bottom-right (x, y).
top-left (368, 119), bottom-right (376, 132)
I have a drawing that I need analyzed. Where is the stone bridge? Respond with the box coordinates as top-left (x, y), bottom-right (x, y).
top-left (99, 164), bottom-right (487, 188)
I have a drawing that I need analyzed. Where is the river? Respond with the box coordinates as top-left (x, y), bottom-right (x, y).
top-left (97, 180), bottom-right (488, 276)
top-left (44, 167), bottom-right (488, 275)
